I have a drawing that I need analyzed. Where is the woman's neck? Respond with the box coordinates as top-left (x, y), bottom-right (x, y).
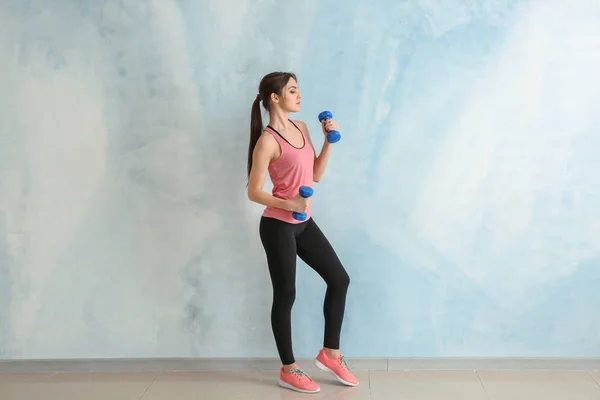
top-left (268, 110), bottom-right (291, 132)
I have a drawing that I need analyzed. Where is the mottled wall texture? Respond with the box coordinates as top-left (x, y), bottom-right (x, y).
top-left (1, 0), bottom-right (600, 360)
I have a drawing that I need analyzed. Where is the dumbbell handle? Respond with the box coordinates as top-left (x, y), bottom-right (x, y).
top-left (318, 111), bottom-right (341, 143)
top-left (292, 186), bottom-right (314, 221)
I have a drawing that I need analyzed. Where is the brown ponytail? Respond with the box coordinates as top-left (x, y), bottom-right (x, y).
top-left (247, 95), bottom-right (264, 178)
top-left (246, 72), bottom-right (297, 181)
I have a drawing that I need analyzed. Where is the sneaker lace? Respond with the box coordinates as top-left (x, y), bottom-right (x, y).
top-left (290, 368), bottom-right (312, 380)
top-left (339, 356), bottom-right (350, 371)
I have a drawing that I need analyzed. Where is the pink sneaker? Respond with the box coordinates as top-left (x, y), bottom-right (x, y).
top-left (279, 367), bottom-right (321, 393)
top-left (314, 349), bottom-right (359, 386)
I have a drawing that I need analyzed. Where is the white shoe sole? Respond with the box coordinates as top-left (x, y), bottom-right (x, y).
top-left (278, 379), bottom-right (320, 393)
top-left (314, 359), bottom-right (359, 387)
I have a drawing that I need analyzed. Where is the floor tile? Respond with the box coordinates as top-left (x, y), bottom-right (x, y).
top-left (478, 370), bottom-right (600, 400)
top-left (0, 372), bottom-right (154, 400)
top-left (369, 370), bottom-right (487, 399)
top-left (589, 370), bottom-right (600, 386)
top-left (0, 373), bottom-right (56, 382)
top-left (141, 371), bottom-right (262, 400)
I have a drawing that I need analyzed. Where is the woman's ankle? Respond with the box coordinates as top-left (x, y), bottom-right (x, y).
top-left (282, 362), bottom-right (300, 372)
top-left (324, 347), bottom-right (341, 359)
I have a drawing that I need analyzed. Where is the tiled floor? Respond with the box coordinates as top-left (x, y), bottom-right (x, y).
top-left (1, 369), bottom-right (599, 399)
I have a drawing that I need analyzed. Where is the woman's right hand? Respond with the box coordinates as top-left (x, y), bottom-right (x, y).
top-left (287, 193), bottom-right (311, 213)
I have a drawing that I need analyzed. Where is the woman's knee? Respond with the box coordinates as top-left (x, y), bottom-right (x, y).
top-left (329, 267), bottom-right (350, 291)
top-left (340, 270), bottom-right (350, 289)
top-left (274, 285), bottom-right (296, 308)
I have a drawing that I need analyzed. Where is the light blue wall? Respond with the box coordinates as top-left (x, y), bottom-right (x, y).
top-left (1, 0), bottom-right (600, 360)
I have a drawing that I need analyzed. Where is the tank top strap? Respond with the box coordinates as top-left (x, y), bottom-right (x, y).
top-left (288, 119), bottom-right (306, 139)
top-left (264, 126), bottom-right (288, 153)
top-left (264, 125), bottom-right (281, 139)
top-left (265, 121), bottom-right (307, 150)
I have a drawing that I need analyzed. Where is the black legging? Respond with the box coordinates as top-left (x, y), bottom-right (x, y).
top-left (259, 216), bottom-right (350, 365)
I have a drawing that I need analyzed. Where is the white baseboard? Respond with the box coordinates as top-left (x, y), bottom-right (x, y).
top-left (0, 358), bottom-right (599, 373)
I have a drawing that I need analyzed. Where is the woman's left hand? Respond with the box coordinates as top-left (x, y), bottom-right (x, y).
top-left (321, 119), bottom-right (339, 137)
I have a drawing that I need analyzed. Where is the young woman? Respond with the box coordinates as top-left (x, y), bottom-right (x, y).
top-left (246, 72), bottom-right (359, 393)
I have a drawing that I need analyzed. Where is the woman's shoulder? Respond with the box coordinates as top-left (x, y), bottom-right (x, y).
top-left (256, 129), bottom-right (278, 149)
top-left (290, 119), bottom-right (307, 126)
top-left (290, 119), bottom-right (309, 133)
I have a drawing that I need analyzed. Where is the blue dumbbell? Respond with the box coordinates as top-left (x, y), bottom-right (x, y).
top-left (318, 111), bottom-right (341, 143)
top-left (292, 186), bottom-right (314, 221)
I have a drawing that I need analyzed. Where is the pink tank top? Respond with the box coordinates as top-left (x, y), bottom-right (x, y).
top-left (262, 120), bottom-right (315, 224)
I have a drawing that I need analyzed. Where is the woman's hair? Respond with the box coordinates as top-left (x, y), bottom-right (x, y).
top-left (247, 72), bottom-right (297, 180)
